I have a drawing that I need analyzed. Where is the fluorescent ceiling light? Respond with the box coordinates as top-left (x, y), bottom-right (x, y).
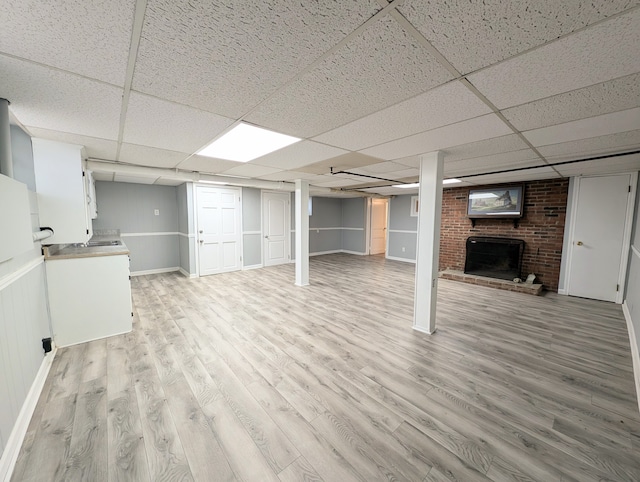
top-left (198, 123), bottom-right (301, 162)
top-left (443, 178), bottom-right (462, 184)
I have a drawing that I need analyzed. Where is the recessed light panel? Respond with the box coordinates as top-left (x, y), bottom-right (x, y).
top-left (198, 123), bottom-right (301, 162)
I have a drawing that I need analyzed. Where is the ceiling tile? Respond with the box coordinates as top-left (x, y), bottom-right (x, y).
top-left (444, 149), bottom-right (543, 177)
top-left (113, 174), bottom-right (159, 185)
top-left (221, 164), bottom-right (282, 178)
top-left (0, 0), bottom-right (134, 85)
top-left (177, 155), bottom-right (241, 174)
top-left (25, 127), bottom-right (118, 160)
top-left (312, 177), bottom-right (368, 188)
top-left (467, 9), bottom-right (640, 109)
top-left (523, 107), bottom-right (640, 147)
top-left (255, 170), bottom-right (318, 182)
top-left (464, 166), bottom-right (560, 185)
top-left (123, 93), bottom-right (234, 153)
top-left (440, 134), bottom-right (531, 163)
top-left (245, 16), bottom-right (454, 138)
top-left (554, 152), bottom-right (640, 177)
top-left (252, 141), bottom-right (347, 170)
top-left (132, 0), bottom-right (381, 118)
top-left (1, 56), bottom-right (122, 139)
top-left (502, 73), bottom-right (640, 131)
top-left (349, 161), bottom-right (411, 175)
top-left (399, 0), bottom-right (639, 74)
top-left (118, 144), bottom-right (188, 169)
top-left (313, 81), bottom-right (492, 150)
top-left (297, 152), bottom-right (385, 175)
top-left (538, 130), bottom-right (640, 160)
top-left (360, 114), bottom-right (513, 160)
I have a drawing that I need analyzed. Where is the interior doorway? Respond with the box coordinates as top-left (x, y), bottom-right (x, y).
top-left (368, 198), bottom-right (388, 255)
top-left (262, 191), bottom-right (290, 267)
top-left (195, 185), bottom-right (242, 276)
top-left (565, 173), bottom-right (636, 302)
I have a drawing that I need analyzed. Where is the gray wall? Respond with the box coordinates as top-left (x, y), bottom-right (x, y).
top-left (177, 183), bottom-right (196, 275)
top-left (10, 125), bottom-right (36, 191)
top-left (291, 195), bottom-right (367, 257)
top-left (342, 198), bottom-right (366, 253)
top-left (242, 187), bottom-right (262, 267)
top-left (388, 195), bottom-right (417, 262)
top-left (0, 128), bottom-right (52, 459)
top-left (309, 197), bottom-right (342, 254)
top-left (94, 182), bottom-right (180, 273)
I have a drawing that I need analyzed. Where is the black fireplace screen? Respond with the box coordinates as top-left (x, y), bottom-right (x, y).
top-left (464, 236), bottom-right (525, 281)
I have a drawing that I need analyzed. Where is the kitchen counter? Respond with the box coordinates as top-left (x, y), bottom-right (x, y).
top-left (44, 235), bottom-right (129, 260)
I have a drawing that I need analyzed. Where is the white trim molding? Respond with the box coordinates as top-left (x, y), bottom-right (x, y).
top-left (0, 256), bottom-right (44, 292)
top-left (388, 229), bottom-right (418, 234)
top-left (385, 254), bottom-right (417, 264)
top-left (243, 231), bottom-right (262, 236)
top-left (121, 232), bottom-right (180, 237)
top-left (342, 250), bottom-right (366, 256)
top-left (310, 250), bottom-right (342, 256)
top-left (242, 264), bottom-right (264, 270)
top-left (178, 268), bottom-right (197, 278)
top-left (131, 267), bottom-right (180, 276)
top-left (341, 227), bottom-right (365, 231)
top-left (0, 348), bottom-right (57, 482)
top-left (622, 301), bottom-right (640, 415)
top-left (178, 232), bottom-right (195, 238)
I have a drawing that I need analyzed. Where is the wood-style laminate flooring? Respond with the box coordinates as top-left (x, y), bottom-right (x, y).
top-left (12, 254), bottom-right (640, 481)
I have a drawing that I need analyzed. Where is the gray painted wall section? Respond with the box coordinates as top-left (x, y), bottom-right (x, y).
top-left (388, 195), bottom-right (417, 261)
top-left (177, 183), bottom-right (196, 275)
top-left (10, 125), bottom-right (36, 191)
top-left (342, 198), bottom-right (366, 253)
top-left (243, 187), bottom-right (262, 266)
top-left (94, 181), bottom-right (180, 273)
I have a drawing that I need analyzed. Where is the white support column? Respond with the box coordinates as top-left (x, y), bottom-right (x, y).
top-left (0, 98), bottom-right (13, 178)
top-left (295, 180), bottom-right (310, 286)
top-left (413, 151), bottom-right (444, 334)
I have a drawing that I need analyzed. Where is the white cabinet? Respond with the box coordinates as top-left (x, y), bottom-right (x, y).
top-left (32, 138), bottom-right (92, 244)
top-left (45, 254), bottom-right (132, 347)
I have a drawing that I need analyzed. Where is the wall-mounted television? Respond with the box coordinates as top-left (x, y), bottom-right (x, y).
top-left (467, 184), bottom-right (524, 219)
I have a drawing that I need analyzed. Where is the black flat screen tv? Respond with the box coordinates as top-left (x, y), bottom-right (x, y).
top-left (467, 184), bottom-right (524, 219)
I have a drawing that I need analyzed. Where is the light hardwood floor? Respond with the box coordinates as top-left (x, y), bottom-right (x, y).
top-left (12, 254), bottom-right (640, 481)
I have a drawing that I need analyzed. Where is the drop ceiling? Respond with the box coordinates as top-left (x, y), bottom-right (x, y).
top-left (2, 0), bottom-right (639, 196)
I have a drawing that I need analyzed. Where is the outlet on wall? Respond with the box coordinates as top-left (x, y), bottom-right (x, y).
top-left (154, 209), bottom-right (160, 216)
top-left (402, 247), bottom-right (405, 252)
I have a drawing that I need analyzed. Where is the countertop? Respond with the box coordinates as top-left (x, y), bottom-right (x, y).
top-left (43, 235), bottom-right (130, 260)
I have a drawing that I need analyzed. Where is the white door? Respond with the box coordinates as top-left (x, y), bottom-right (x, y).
top-left (370, 199), bottom-right (388, 255)
top-left (567, 174), bottom-right (632, 302)
top-left (263, 192), bottom-right (289, 266)
top-left (196, 186), bottom-right (242, 276)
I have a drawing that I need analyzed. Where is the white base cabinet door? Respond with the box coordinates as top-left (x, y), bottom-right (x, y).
top-left (45, 255), bottom-right (132, 347)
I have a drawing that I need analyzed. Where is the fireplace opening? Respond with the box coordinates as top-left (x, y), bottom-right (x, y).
top-left (464, 236), bottom-right (525, 281)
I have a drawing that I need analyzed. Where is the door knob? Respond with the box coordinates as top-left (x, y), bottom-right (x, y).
top-left (199, 239), bottom-right (204, 244)
top-left (576, 241), bottom-right (583, 246)
top-left (264, 235), bottom-right (269, 239)
top-left (199, 230), bottom-right (203, 234)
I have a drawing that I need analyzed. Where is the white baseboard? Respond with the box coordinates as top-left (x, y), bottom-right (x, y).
top-left (412, 325), bottom-right (436, 335)
top-left (622, 301), bottom-right (640, 415)
top-left (178, 268), bottom-right (197, 278)
top-left (341, 250), bottom-right (367, 256)
top-left (242, 264), bottom-right (263, 271)
top-left (0, 348), bottom-right (57, 482)
top-left (386, 254), bottom-right (416, 264)
top-left (557, 289), bottom-right (568, 295)
top-left (130, 267), bottom-right (180, 277)
top-left (310, 250), bottom-right (342, 257)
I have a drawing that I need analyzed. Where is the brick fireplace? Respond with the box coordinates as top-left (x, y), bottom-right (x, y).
top-left (439, 179), bottom-right (569, 292)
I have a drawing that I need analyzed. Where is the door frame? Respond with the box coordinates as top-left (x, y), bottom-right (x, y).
top-left (563, 173), bottom-right (637, 303)
top-left (261, 190), bottom-right (291, 267)
top-left (193, 184), bottom-right (243, 277)
top-left (365, 197), bottom-right (389, 255)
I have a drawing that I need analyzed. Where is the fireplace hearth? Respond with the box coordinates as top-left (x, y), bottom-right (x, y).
top-left (464, 236), bottom-right (525, 281)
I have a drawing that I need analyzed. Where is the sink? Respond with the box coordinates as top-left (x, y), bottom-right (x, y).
top-left (86, 240), bottom-right (123, 247)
